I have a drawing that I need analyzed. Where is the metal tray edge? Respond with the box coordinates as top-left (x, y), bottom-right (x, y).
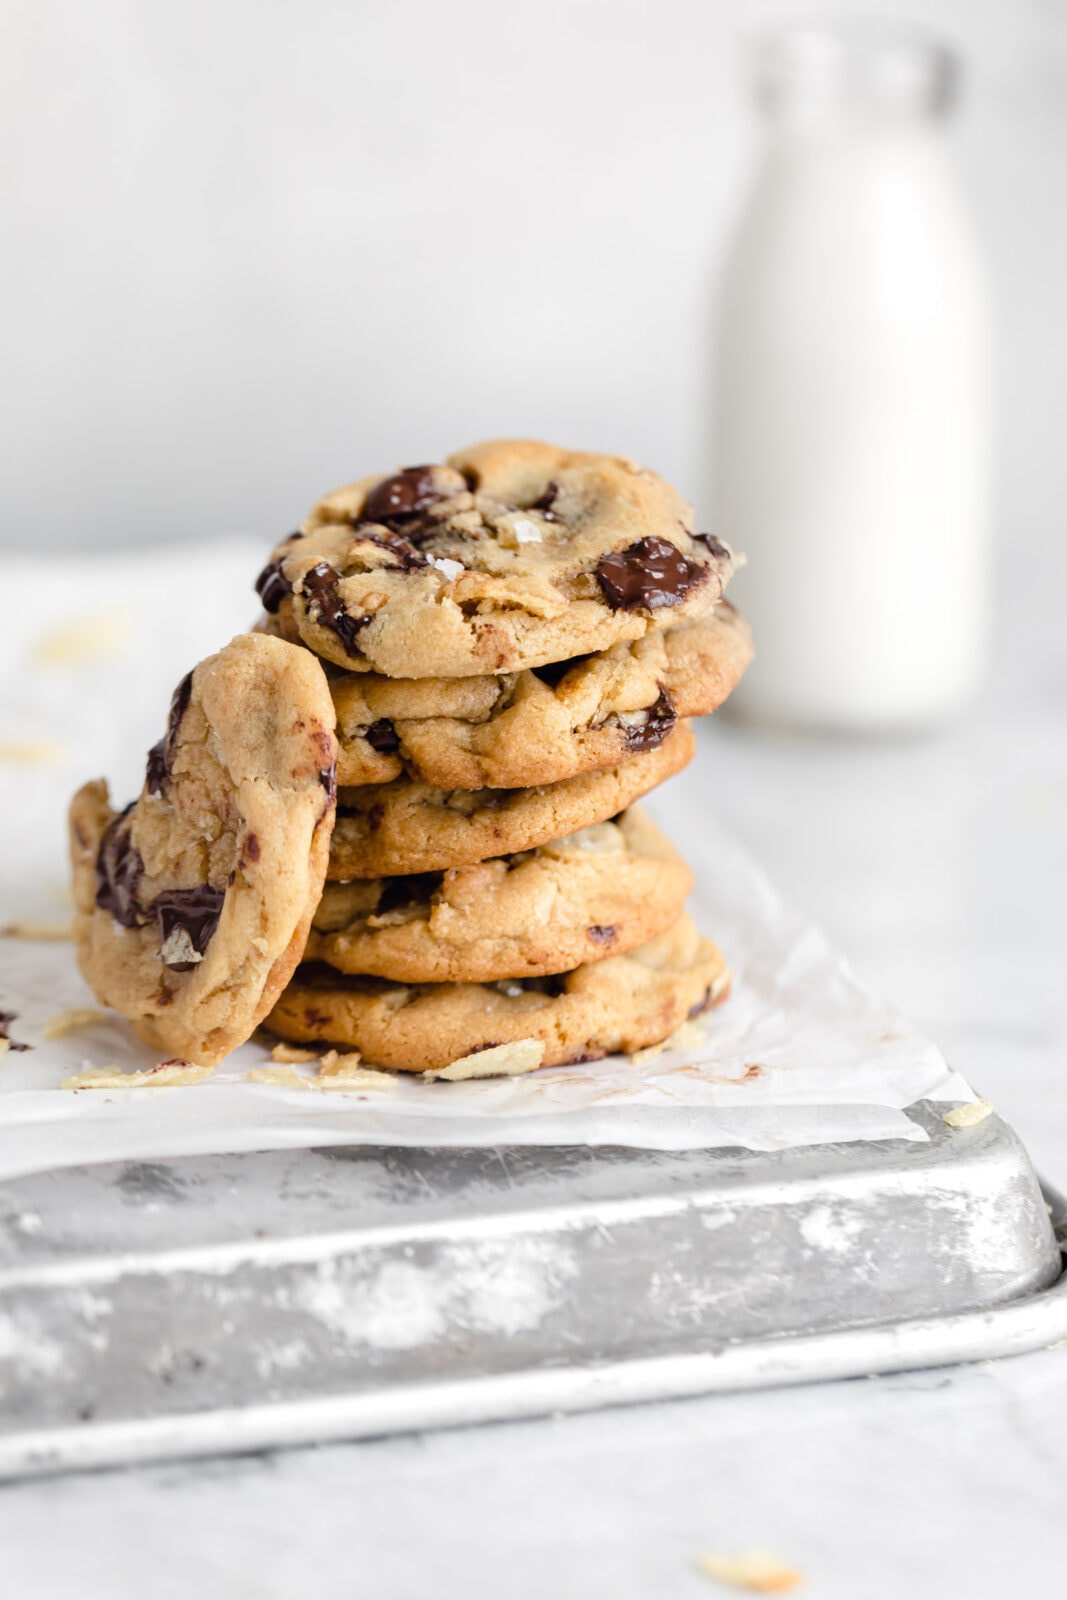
top-left (3, 1183), bottom-right (1065, 1484)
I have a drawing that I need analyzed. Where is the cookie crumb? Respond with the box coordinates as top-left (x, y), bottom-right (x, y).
top-left (433, 1038), bottom-right (546, 1081)
top-left (630, 1018), bottom-right (707, 1066)
top-left (942, 1099), bottom-right (994, 1129)
top-left (317, 1048), bottom-right (366, 1076)
top-left (61, 1060), bottom-right (214, 1090)
top-left (33, 612), bottom-right (131, 667)
top-left (697, 1550), bottom-right (803, 1592)
top-left (248, 1058), bottom-right (392, 1092)
top-left (40, 1007), bottom-right (108, 1040)
top-left (270, 1042), bottom-right (321, 1065)
top-left (1, 919), bottom-right (75, 941)
top-left (0, 739), bottom-right (63, 764)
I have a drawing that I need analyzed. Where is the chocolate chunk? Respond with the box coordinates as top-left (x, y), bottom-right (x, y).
top-left (617, 688), bottom-right (677, 753)
top-left (356, 529), bottom-right (428, 569)
top-left (531, 655), bottom-right (588, 689)
top-left (319, 763), bottom-right (338, 806)
top-left (688, 988), bottom-right (714, 1019)
top-left (362, 466), bottom-right (443, 524)
top-left (0, 1010), bottom-right (30, 1051)
top-left (95, 809), bottom-right (146, 928)
top-left (151, 886), bottom-right (226, 971)
top-left (242, 833), bottom-right (261, 864)
top-left (365, 719), bottom-right (400, 754)
top-left (528, 481), bottom-right (561, 521)
top-left (255, 559), bottom-right (291, 613)
top-left (587, 925), bottom-right (617, 945)
top-left (301, 562), bottom-right (369, 657)
top-left (559, 1049), bottom-right (607, 1065)
top-left (695, 533), bottom-right (730, 562)
top-left (145, 671), bottom-right (193, 798)
top-left (594, 536), bottom-right (708, 612)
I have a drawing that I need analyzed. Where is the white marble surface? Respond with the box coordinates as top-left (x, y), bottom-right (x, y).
top-left (1, 565), bottom-right (1064, 1595)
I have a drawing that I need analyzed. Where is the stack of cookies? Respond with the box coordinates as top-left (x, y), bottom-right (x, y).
top-left (69, 440), bottom-right (752, 1077)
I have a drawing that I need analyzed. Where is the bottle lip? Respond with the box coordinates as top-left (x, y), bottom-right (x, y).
top-left (752, 20), bottom-right (960, 122)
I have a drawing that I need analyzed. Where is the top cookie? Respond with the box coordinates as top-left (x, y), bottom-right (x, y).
top-left (68, 633), bottom-right (338, 1066)
top-left (256, 439), bottom-right (735, 679)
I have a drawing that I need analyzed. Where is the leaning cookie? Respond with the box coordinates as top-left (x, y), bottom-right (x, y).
top-left (68, 634), bottom-right (338, 1066)
top-left (325, 602), bottom-right (752, 790)
top-left (267, 915), bottom-right (729, 1073)
top-left (256, 439), bottom-right (735, 679)
top-left (308, 809), bottom-right (692, 983)
top-left (327, 721), bottom-right (695, 879)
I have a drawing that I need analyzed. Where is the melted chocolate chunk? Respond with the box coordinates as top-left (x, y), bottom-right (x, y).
top-left (594, 536), bottom-right (708, 612)
top-left (362, 466), bottom-right (443, 524)
top-left (95, 809), bottom-right (146, 928)
top-left (151, 885), bottom-right (226, 971)
top-left (255, 559), bottom-right (291, 613)
top-left (694, 533), bottom-right (730, 563)
top-left (356, 529), bottom-right (428, 569)
top-left (364, 719), bottom-right (400, 754)
top-left (528, 481), bottom-right (561, 521)
top-left (0, 1010), bottom-right (31, 1051)
top-left (301, 562), bottom-right (369, 657)
top-left (145, 672), bottom-right (193, 798)
top-left (531, 654), bottom-right (587, 689)
top-left (587, 925), bottom-right (617, 945)
top-left (617, 688), bottom-right (677, 753)
top-left (319, 763), bottom-right (338, 806)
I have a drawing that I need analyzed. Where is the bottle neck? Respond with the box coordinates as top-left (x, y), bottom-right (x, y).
top-left (752, 22), bottom-right (958, 135)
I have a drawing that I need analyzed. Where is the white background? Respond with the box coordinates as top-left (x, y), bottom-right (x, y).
top-left (2, 0), bottom-right (1064, 572)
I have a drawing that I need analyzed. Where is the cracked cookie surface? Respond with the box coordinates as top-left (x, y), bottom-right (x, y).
top-left (268, 914), bottom-right (730, 1073)
top-left (318, 601), bottom-right (751, 790)
top-left (327, 721), bottom-right (694, 879)
top-left (257, 439), bottom-right (735, 679)
top-left (309, 808), bottom-right (692, 983)
top-left (68, 633), bottom-right (338, 1065)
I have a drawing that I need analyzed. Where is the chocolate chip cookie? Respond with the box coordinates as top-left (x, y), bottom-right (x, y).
top-left (327, 721), bottom-right (695, 879)
top-left (323, 601), bottom-right (751, 790)
top-left (268, 914), bottom-right (730, 1073)
top-left (68, 634), bottom-right (338, 1065)
top-left (256, 440), bottom-right (735, 679)
top-left (308, 808), bottom-right (692, 983)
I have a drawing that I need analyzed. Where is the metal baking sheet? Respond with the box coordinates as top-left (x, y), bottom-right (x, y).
top-left (0, 1103), bottom-right (1062, 1481)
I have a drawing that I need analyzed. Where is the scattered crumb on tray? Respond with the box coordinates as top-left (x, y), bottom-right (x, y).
top-left (61, 1060), bottom-right (214, 1090)
top-left (33, 611), bottom-right (131, 667)
top-left (40, 1007), bottom-right (108, 1040)
top-left (0, 739), bottom-right (63, 764)
top-left (0, 1010), bottom-right (31, 1053)
top-left (269, 1042), bottom-right (321, 1065)
top-left (248, 1052), bottom-right (394, 1091)
top-left (431, 1038), bottom-right (545, 1081)
top-left (942, 1099), bottom-right (994, 1129)
top-left (630, 1019), bottom-right (708, 1066)
top-left (697, 1550), bottom-right (803, 1592)
top-left (1, 919), bottom-right (75, 941)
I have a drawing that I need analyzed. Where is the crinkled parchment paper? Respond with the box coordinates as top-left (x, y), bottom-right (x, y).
top-left (0, 546), bottom-right (975, 1180)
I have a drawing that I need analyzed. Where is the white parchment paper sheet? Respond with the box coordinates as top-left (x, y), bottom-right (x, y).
top-left (0, 545), bottom-right (975, 1179)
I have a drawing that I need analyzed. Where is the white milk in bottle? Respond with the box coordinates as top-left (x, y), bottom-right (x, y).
top-left (712, 25), bottom-right (992, 730)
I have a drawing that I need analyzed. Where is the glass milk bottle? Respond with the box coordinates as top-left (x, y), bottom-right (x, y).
top-left (712, 25), bottom-right (993, 730)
